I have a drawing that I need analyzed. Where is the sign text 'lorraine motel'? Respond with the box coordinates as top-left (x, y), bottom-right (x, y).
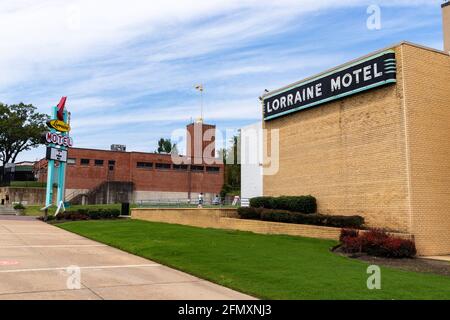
top-left (263, 51), bottom-right (397, 121)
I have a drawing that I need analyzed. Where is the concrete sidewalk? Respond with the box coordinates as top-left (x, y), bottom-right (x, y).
top-left (0, 216), bottom-right (255, 300)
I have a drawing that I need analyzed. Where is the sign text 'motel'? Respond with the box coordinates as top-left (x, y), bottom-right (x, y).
top-left (263, 51), bottom-right (397, 121)
top-left (44, 132), bottom-right (73, 148)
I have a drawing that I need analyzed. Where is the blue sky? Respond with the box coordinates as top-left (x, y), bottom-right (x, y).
top-left (0, 0), bottom-right (445, 162)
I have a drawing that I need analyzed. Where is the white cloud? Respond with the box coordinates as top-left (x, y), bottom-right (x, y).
top-left (4, 0), bottom-right (442, 163)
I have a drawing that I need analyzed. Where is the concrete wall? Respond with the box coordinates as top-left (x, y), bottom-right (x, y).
top-left (264, 45), bottom-right (410, 233)
top-left (133, 191), bottom-right (216, 202)
top-left (0, 187), bottom-right (47, 205)
top-left (241, 122), bottom-right (263, 200)
top-left (401, 44), bottom-right (450, 255)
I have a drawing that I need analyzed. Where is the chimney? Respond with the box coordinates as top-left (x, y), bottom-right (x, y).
top-left (443, 1), bottom-right (450, 53)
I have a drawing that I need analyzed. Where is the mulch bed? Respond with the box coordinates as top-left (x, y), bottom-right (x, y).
top-left (333, 246), bottom-right (450, 277)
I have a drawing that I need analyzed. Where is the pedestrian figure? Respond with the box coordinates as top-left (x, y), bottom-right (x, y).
top-left (198, 193), bottom-right (204, 208)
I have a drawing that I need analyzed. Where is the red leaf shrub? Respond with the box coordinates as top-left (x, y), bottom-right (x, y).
top-left (340, 228), bottom-right (416, 258)
top-left (341, 236), bottom-right (364, 254)
top-left (380, 237), bottom-right (417, 258)
top-left (339, 228), bottom-right (359, 242)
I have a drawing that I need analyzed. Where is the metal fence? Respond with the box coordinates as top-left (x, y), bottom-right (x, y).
top-left (135, 197), bottom-right (240, 208)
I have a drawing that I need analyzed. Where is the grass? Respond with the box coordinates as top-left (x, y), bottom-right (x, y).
top-left (58, 219), bottom-right (450, 300)
top-left (23, 203), bottom-right (232, 216)
top-left (9, 181), bottom-right (46, 188)
top-left (24, 204), bottom-right (131, 216)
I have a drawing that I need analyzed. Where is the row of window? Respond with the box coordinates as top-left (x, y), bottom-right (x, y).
top-left (68, 158), bottom-right (115, 166)
top-left (136, 162), bottom-right (220, 173)
top-left (68, 158), bottom-right (220, 173)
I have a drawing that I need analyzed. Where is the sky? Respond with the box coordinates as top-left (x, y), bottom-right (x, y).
top-left (0, 0), bottom-right (445, 162)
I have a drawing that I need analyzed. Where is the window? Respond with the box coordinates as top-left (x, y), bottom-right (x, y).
top-left (108, 160), bottom-right (115, 171)
top-left (80, 159), bottom-right (90, 166)
top-left (173, 164), bottom-right (188, 171)
top-left (206, 166), bottom-right (220, 173)
top-left (191, 165), bottom-right (204, 172)
top-left (67, 158), bottom-right (76, 165)
top-left (155, 163), bottom-right (171, 170)
top-left (137, 162), bottom-right (153, 169)
top-left (95, 160), bottom-right (104, 166)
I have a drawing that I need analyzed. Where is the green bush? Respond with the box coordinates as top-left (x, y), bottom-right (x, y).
top-left (274, 196), bottom-right (317, 214)
top-left (240, 207), bottom-right (364, 228)
top-left (87, 208), bottom-right (120, 220)
top-left (249, 197), bottom-right (275, 209)
top-left (13, 203), bottom-right (26, 210)
top-left (250, 196), bottom-right (317, 214)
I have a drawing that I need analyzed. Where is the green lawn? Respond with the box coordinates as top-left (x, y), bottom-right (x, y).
top-left (58, 220), bottom-right (450, 300)
top-left (24, 203), bottom-right (231, 216)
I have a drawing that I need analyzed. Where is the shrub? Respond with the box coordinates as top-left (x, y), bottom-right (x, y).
top-left (87, 208), bottom-right (121, 220)
top-left (250, 195), bottom-right (317, 214)
top-left (340, 229), bottom-right (416, 258)
top-left (110, 209), bottom-right (121, 218)
top-left (340, 228), bottom-right (359, 242)
top-left (322, 215), bottom-right (365, 228)
top-left (87, 210), bottom-right (100, 220)
top-left (341, 236), bottom-right (364, 254)
top-left (273, 196), bottom-right (317, 214)
top-left (250, 197), bottom-right (275, 209)
top-left (359, 229), bottom-right (390, 256)
top-left (260, 209), bottom-right (293, 223)
top-left (380, 237), bottom-right (417, 258)
top-left (237, 207), bottom-right (261, 220)
top-left (256, 209), bottom-right (364, 228)
top-left (13, 203), bottom-right (25, 210)
top-left (60, 211), bottom-right (89, 221)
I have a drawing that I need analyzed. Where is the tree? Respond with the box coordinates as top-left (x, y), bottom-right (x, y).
top-left (0, 103), bottom-right (49, 166)
top-left (219, 133), bottom-right (241, 197)
top-left (156, 138), bottom-right (178, 155)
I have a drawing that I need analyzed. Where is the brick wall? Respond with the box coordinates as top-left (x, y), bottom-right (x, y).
top-left (401, 44), bottom-right (450, 255)
top-left (262, 43), bottom-right (450, 255)
top-left (443, 2), bottom-right (450, 53)
top-left (36, 148), bottom-right (224, 196)
top-left (263, 45), bottom-right (410, 233)
top-left (131, 208), bottom-right (342, 240)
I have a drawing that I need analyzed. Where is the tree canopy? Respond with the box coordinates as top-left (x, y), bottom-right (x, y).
top-left (0, 103), bottom-right (49, 165)
top-left (219, 134), bottom-right (241, 197)
top-left (156, 138), bottom-right (178, 155)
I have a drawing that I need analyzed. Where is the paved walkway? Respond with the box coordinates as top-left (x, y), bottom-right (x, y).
top-left (0, 216), bottom-right (254, 300)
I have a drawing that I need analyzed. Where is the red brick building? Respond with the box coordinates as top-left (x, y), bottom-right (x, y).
top-left (35, 121), bottom-right (224, 204)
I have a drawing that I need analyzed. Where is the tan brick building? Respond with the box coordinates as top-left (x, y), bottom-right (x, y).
top-left (261, 5), bottom-right (450, 256)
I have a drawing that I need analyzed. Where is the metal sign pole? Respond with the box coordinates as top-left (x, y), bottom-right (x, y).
top-left (56, 109), bottom-right (68, 207)
top-left (44, 106), bottom-right (58, 220)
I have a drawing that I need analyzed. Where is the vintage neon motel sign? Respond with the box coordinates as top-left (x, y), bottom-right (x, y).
top-left (42, 96), bottom-right (71, 216)
top-left (44, 132), bottom-right (73, 148)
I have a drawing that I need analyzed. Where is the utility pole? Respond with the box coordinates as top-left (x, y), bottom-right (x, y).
top-left (195, 84), bottom-right (204, 122)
